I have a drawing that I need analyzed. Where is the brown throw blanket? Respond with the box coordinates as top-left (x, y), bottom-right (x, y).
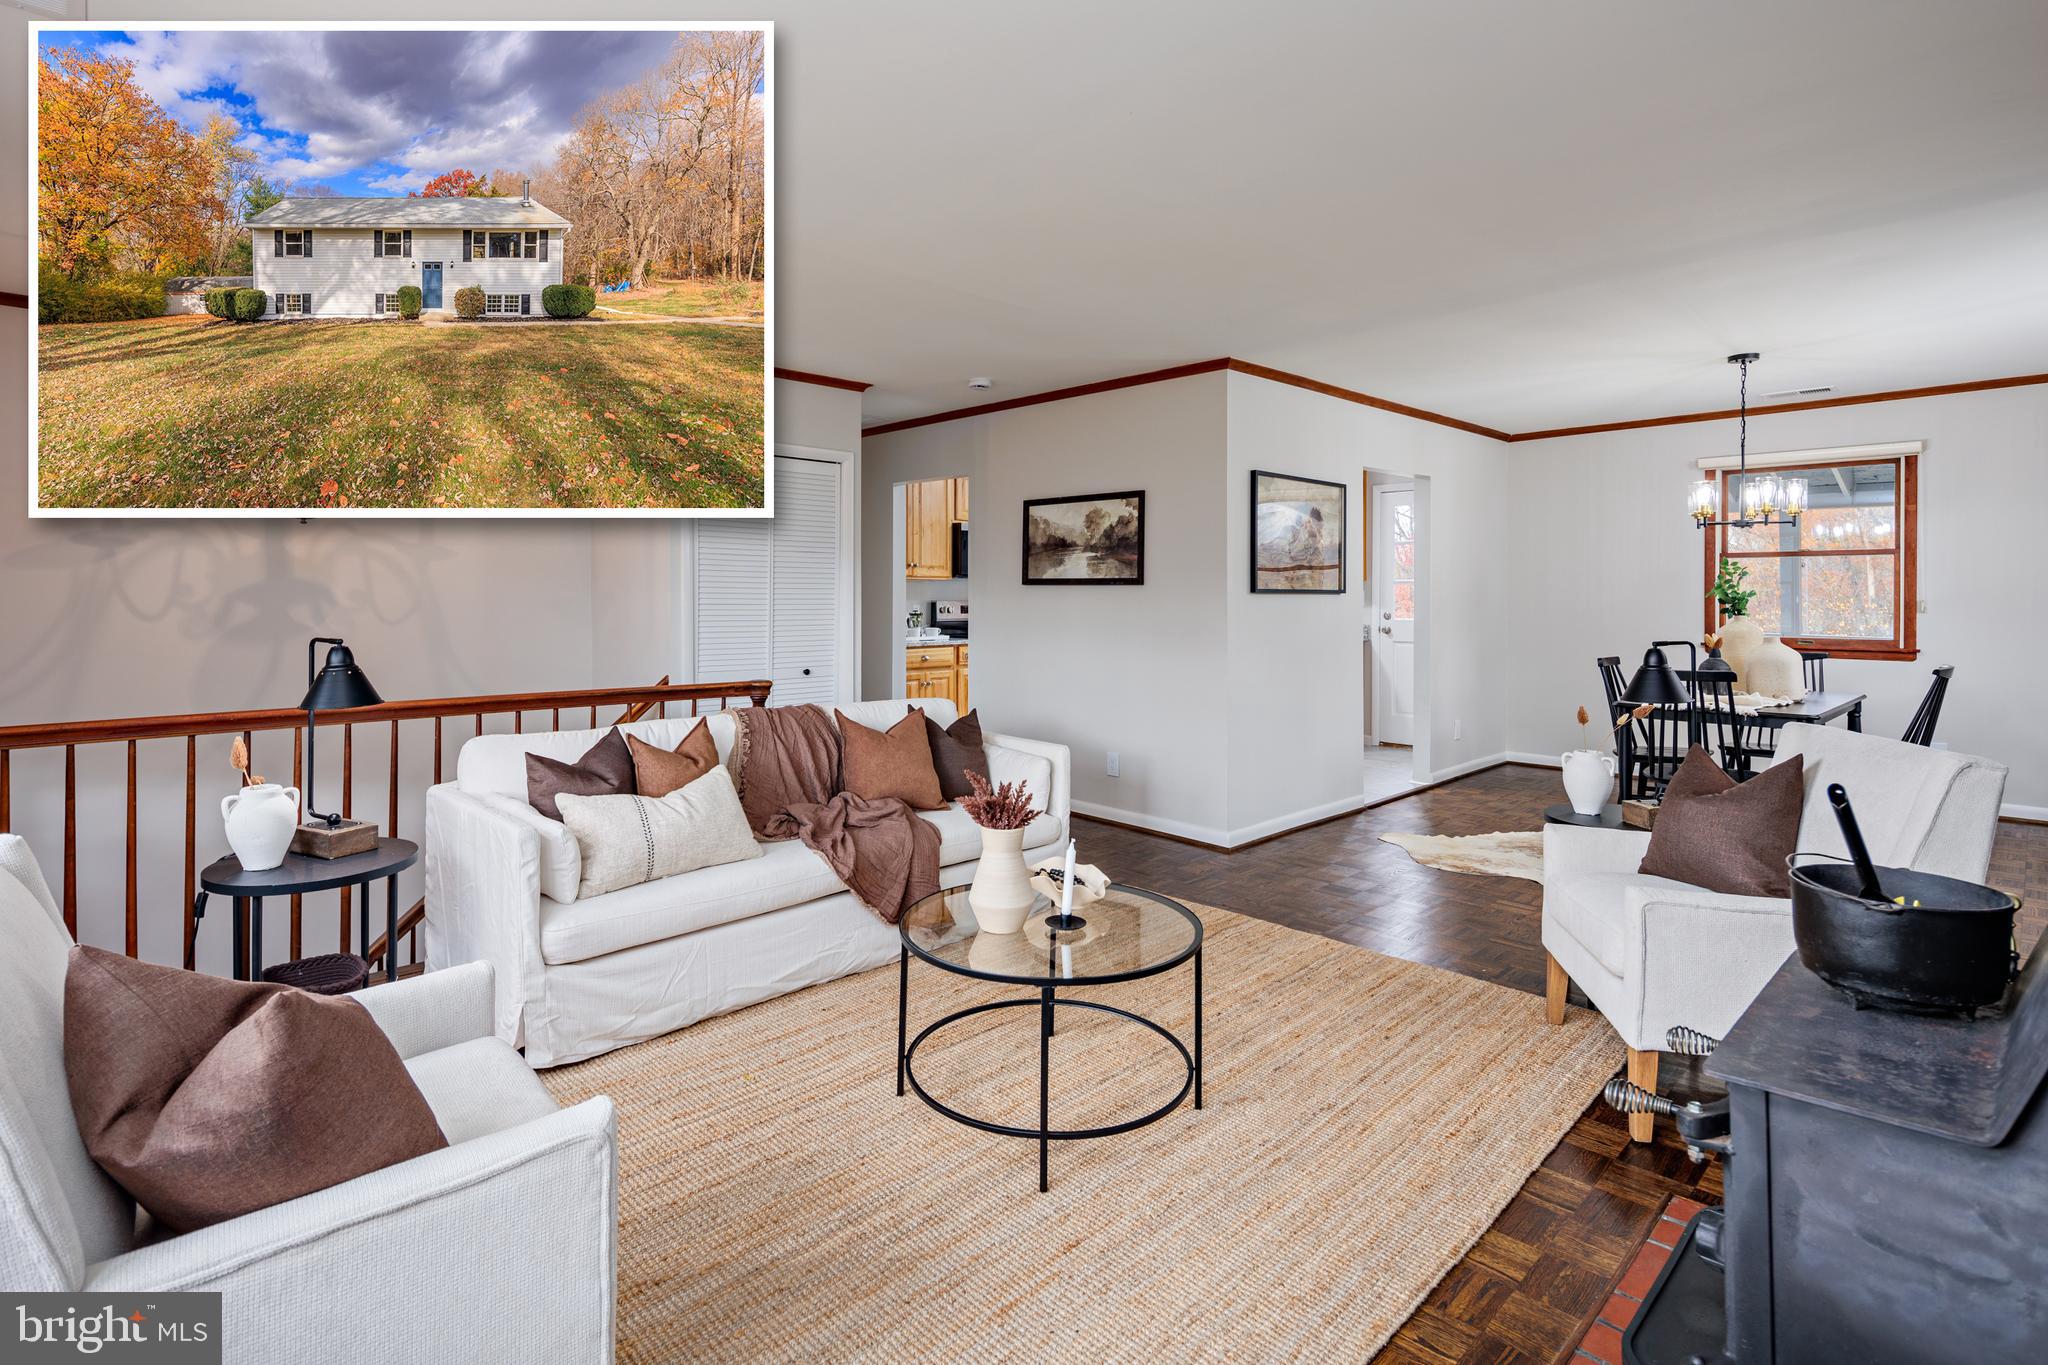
top-left (732, 705), bottom-right (940, 923)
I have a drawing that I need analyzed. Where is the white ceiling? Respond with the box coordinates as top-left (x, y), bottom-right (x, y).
top-left (767, 1), bottom-right (2048, 433)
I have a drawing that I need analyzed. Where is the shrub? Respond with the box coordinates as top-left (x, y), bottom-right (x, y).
top-left (37, 268), bottom-right (165, 324)
top-left (454, 285), bottom-right (485, 320)
top-left (541, 283), bottom-right (596, 319)
top-left (396, 284), bottom-right (422, 320)
top-left (204, 288), bottom-right (236, 319)
top-left (231, 288), bottom-right (267, 322)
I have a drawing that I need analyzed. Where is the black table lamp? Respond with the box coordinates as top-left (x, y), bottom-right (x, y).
top-left (1622, 643), bottom-right (1692, 706)
top-left (297, 638), bottom-right (382, 851)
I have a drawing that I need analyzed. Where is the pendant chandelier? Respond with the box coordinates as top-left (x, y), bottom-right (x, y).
top-left (1688, 352), bottom-right (1807, 529)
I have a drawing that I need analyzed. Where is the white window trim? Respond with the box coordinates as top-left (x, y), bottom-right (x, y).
top-left (280, 293), bottom-right (309, 317)
top-left (279, 230), bottom-right (305, 258)
top-left (379, 230), bottom-right (403, 255)
top-left (1696, 440), bottom-right (1923, 471)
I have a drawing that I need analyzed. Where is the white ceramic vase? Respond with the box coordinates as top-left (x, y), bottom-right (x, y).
top-left (222, 782), bottom-right (300, 872)
top-left (1560, 750), bottom-right (1617, 816)
top-left (967, 825), bottom-right (1036, 933)
top-left (1717, 614), bottom-right (1764, 689)
top-left (1746, 635), bottom-right (1806, 699)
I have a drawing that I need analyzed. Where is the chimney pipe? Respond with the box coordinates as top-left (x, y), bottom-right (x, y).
top-left (521, 177), bottom-right (532, 206)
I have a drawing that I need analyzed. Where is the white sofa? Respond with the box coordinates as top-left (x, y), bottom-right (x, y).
top-left (0, 834), bottom-right (617, 1362)
top-left (1542, 725), bottom-right (2007, 1139)
top-left (425, 698), bottom-right (1072, 1067)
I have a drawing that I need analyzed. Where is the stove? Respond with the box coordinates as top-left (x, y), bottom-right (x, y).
top-left (1618, 942), bottom-right (2048, 1364)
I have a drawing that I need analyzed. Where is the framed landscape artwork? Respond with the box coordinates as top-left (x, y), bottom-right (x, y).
top-left (1250, 470), bottom-right (1346, 593)
top-left (1022, 491), bottom-right (1145, 585)
top-left (29, 20), bottom-right (771, 516)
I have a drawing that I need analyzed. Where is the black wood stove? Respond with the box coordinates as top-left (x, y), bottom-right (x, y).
top-left (1616, 943), bottom-right (2048, 1364)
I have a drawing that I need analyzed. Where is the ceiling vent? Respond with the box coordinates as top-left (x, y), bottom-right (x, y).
top-left (1762, 385), bottom-right (1833, 400)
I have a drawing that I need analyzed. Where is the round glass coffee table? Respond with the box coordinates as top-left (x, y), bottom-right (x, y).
top-left (897, 883), bottom-right (1204, 1193)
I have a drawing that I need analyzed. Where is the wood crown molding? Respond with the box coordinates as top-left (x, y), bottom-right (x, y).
top-left (1, 291), bottom-right (29, 312)
top-left (1506, 371), bottom-right (2048, 442)
top-left (859, 357), bottom-right (2048, 445)
top-left (774, 367), bottom-right (872, 392)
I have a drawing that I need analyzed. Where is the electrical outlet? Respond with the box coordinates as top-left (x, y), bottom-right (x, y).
top-left (1106, 751), bottom-right (1120, 777)
top-left (1453, 718), bottom-right (1462, 741)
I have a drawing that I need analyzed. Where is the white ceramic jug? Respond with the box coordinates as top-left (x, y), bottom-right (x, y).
top-left (967, 825), bottom-right (1036, 933)
top-left (1560, 750), bottom-right (1617, 817)
top-left (222, 782), bottom-right (300, 872)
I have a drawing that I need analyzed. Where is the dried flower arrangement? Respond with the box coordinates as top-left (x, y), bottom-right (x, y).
top-left (229, 737), bottom-right (266, 787)
top-left (961, 770), bottom-right (1042, 830)
top-left (1576, 702), bottom-right (1653, 749)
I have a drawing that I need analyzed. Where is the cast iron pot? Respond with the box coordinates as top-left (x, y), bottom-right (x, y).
top-left (1788, 853), bottom-right (2021, 1013)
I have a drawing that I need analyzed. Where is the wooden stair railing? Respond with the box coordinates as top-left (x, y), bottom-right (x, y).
top-left (0, 675), bottom-right (771, 979)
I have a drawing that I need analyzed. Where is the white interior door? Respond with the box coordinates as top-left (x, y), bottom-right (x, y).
top-left (1372, 485), bottom-right (1417, 744)
top-left (694, 455), bottom-right (842, 707)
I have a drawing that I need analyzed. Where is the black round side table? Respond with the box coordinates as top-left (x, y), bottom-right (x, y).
top-left (197, 838), bottom-right (419, 986)
top-left (896, 883), bottom-right (1203, 1193)
top-left (1543, 802), bottom-right (1626, 828)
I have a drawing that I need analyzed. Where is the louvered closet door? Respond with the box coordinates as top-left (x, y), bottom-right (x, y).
top-left (768, 459), bottom-right (841, 706)
top-left (692, 456), bottom-right (841, 708)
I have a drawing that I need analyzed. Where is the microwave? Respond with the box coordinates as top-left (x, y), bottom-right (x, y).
top-left (949, 523), bottom-right (969, 578)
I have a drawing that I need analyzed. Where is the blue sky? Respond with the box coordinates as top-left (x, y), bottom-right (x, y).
top-left (38, 28), bottom-right (693, 196)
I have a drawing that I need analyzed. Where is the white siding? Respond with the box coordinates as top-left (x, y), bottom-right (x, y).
top-left (250, 226), bottom-right (564, 317)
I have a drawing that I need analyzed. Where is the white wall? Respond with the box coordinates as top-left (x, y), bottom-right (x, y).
top-left (1224, 373), bottom-right (1512, 837)
top-left (1502, 383), bottom-right (2048, 815)
top-left (863, 374), bottom-right (1234, 841)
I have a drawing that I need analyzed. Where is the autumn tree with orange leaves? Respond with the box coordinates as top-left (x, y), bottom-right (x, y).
top-left (38, 49), bottom-right (222, 277)
top-left (411, 168), bottom-right (493, 198)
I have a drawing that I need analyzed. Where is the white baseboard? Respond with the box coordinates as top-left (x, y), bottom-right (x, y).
top-left (1504, 751), bottom-right (1566, 768)
top-left (1072, 793), bottom-right (1371, 849)
top-left (1225, 794), bottom-right (1369, 847)
top-left (1426, 751), bottom-right (1511, 784)
top-left (2003, 802), bottom-right (2048, 823)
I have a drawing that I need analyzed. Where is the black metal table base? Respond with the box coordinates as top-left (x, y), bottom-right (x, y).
top-left (896, 947), bottom-right (1203, 1192)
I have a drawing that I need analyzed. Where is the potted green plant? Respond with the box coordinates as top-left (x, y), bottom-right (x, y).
top-left (1710, 557), bottom-right (1763, 681)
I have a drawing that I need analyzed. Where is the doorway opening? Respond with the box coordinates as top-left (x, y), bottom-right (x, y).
top-left (891, 476), bottom-right (971, 712)
top-left (1363, 469), bottom-right (1429, 801)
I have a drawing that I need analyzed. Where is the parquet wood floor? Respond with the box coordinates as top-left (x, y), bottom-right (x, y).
top-left (1070, 765), bottom-right (2048, 1365)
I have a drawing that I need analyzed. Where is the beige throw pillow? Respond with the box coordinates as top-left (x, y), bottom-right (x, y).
top-left (556, 764), bottom-right (762, 899)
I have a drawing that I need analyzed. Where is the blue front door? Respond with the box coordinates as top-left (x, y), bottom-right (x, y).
top-left (421, 262), bottom-right (442, 310)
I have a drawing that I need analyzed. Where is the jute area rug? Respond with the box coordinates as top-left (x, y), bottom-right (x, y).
top-left (1379, 830), bottom-right (1546, 883)
top-left (542, 905), bottom-right (1619, 1363)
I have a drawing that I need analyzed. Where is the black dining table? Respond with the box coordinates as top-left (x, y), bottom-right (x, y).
top-left (1615, 677), bottom-right (1866, 800)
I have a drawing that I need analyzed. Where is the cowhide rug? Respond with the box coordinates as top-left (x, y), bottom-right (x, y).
top-left (1379, 831), bottom-right (1545, 883)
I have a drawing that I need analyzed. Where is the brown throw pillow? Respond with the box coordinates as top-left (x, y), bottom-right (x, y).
top-left (921, 708), bottom-right (990, 801)
top-left (526, 727), bottom-right (634, 821)
top-left (837, 709), bottom-right (946, 811)
top-left (628, 721), bottom-right (719, 798)
top-left (63, 946), bottom-right (447, 1233)
top-left (1638, 746), bottom-right (1806, 897)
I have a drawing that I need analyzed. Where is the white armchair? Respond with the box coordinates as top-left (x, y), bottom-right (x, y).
top-left (1542, 726), bottom-right (2007, 1140)
top-left (0, 834), bottom-right (618, 1363)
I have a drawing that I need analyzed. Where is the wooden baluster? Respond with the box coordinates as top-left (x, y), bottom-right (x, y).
top-left (659, 700), bottom-right (667, 719)
top-left (514, 710), bottom-right (523, 734)
top-left (551, 707), bottom-right (560, 731)
top-left (589, 706), bottom-right (597, 728)
top-left (184, 738), bottom-right (197, 970)
top-left (475, 712), bottom-right (483, 741)
top-left (433, 717), bottom-right (443, 784)
top-left (125, 741), bottom-right (138, 957)
top-left (1, 749), bottom-right (10, 832)
top-left (340, 724), bottom-right (354, 923)
top-left (388, 720), bottom-right (399, 835)
top-left (62, 745), bottom-right (77, 936)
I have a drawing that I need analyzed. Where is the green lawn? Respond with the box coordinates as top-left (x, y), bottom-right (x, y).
top-left (591, 276), bottom-right (764, 319)
top-left (36, 316), bottom-right (765, 510)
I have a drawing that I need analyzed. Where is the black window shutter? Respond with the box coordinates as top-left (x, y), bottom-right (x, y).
top-left (273, 292), bottom-right (282, 316)
top-left (521, 293), bottom-right (530, 315)
top-left (539, 231), bottom-right (549, 263)
top-left (273, 230), bottom-right (282, 258)
top-left (374, 231), bottom-right (383, 259)
top-left (462, 230), bottom-right (472, 263)
top-left (403, 229), bottom-right (412, 259)
top-left (303, 230), bottom-right (313, 259)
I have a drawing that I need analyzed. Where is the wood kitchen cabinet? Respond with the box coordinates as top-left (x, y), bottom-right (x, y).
top-left (904, 477), bottom-right (968, 579)
top-left (905, 643), bottom-right (968, 714)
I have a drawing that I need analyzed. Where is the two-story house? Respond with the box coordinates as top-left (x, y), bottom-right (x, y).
top-left (245, 184), bottom-right (572, 319)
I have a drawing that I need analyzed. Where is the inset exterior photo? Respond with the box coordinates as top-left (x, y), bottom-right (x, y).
top-left (31, 21), bottom-right (770, 514)
top-left (1251, 470), bottom-right (1346, 592)
top-left (1022, 491), bottom-right (1144, 584)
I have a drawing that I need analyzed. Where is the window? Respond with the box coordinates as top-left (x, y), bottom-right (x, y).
top-left (280, 231), bottom-right (304, 257)
top-left (1704, 455), bottom-right (1918, 660)
top-left (486, 230), bottom-right (540, 259)
top-left (277, 293), bottom-right (311, 317)
top-left (485, 294), bottom-right (520, 315)
top-left (374, 293), bottom-right (390, 315)
top-left (379, 230), bottom-right (403, 256)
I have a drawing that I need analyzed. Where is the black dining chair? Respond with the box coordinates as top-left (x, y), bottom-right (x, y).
top-left (1902, 666), bottom-right (1954, 746)
top-left (1692, 674), bottom-right (1763, 780)
top-left (1799, 651), bottom-right (1828, 693)
top-left (1598, 655), bottom-right (1696, 799)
